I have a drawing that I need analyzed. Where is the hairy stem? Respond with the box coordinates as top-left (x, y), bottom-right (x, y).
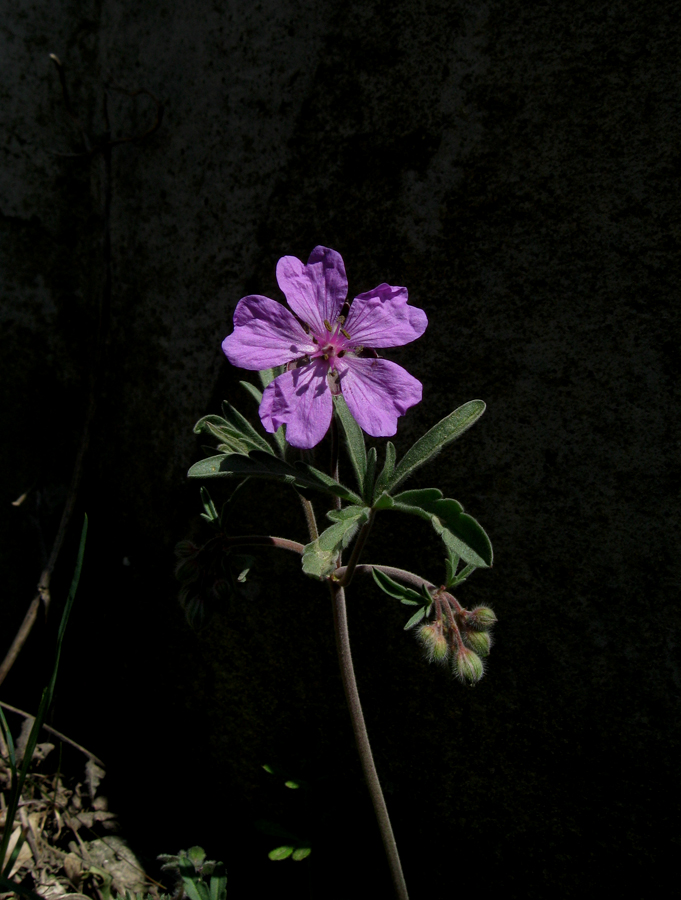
top-left (298, 494), bottom-right (319, 542)
top-left (329, 580), bottom-right (409, 899)
top-left (335, 563), bottom-right (436, 594)
top-left (337, 511), bottom-right (376, 587)
top-left (225, 535), bottom-right (305, 555)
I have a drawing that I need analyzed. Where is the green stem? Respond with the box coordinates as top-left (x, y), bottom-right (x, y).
top-left (329, 580), bottom-right (409, 900)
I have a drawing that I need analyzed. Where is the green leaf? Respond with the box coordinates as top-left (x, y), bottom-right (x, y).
top-left (302, 508), bottom-right (370, 578)
top-left (448, 561), bottom-right (477, 589)
top-left (188, 452), bottom-right (363, 504)
top-left (269, 846), bottom-right (294, 861)
top-left (387, 400), bottom-right (486, 492)
top-left (403, 607), bottom-right (427, 630)
top-left (193, 415), bottom-right (253, 455)
top-left (240, 380), bottom-right (263, 405)
top-left (200, 486), bottom-right (219, 523)
top-left (372, 491), bottom-right (394, 510)
top-left (372, 441), bottom-right (396, 500)
top-left (364, 447), bottom-right (377, 503)
top-left (259, 367), bottom-right (277, 389)
top-left (292, 847), bottom-right (311, 861)
top-left (391, 489), bottom-right (493, 568)
top-left (371, 567), bottom-right (424, 605)
top-left (209, 863), bottom-right (227, 900)
top-left (187, 847), bottom-right (206, 866)
top-left (222, 400), bottom-right (275, 455)
top-left (248, 376), bottom-right (287, 456)
top-left (0, 707), bottom-right (16, 772)
top-left (326, 504), bottom-right (367, 522)
top-left (178, 860), bottom-right (209, 900)
top-left (333, 395), bottom-right (367, 496)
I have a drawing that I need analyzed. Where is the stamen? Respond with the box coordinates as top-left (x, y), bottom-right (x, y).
top-left (340, 328), bottom-right (351, 339)
top-left (324, 319), bottom-right (333, 332)
top-left (337, 315), bottom-right (346, 325)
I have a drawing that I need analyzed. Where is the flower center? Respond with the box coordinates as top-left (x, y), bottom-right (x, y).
top-left (309, 316), bottom-right (359, 369)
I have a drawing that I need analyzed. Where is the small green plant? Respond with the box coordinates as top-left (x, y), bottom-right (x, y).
top-left (256, 764), bottom-right (312, 862)
top-left (158, 846), bottom-right (227, 900)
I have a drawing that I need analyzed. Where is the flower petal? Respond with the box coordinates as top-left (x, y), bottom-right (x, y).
top-left (222, 295), bottom-right (315, 370)
top-left (259, 359), bottom-right (333, 448)
top-left (344, 284), bottom-right (428, 348)
top-left (276, 246), bottom-right (347, 335)
top-left (337, 357), bottom-right (422, 437)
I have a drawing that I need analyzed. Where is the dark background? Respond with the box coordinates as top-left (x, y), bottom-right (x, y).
top-left (1, 1), bottom-right (679, 897)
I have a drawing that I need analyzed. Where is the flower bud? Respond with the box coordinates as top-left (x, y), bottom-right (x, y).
top-left (465, 606), bottom-right (497, 631)
top-left (463, 629), bottom-right (492, 657)
top-left (455, 647), bottom-right (484, 683)
top-left (418, 624), bottom-right (450, 663)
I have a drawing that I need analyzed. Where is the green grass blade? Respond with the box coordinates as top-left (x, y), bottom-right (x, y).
top-left (0, 515), bottom-right (87, 872)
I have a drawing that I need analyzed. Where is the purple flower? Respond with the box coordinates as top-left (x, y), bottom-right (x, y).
top-left (222, 246), bottom-right (428, 449)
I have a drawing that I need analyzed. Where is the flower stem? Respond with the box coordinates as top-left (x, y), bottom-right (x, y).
top-left (329, 579), bottom-right (409, 900)
top-left (224, 535), bottom-right (305, 555)
top-left (335, 563), bottom-right (435, 594)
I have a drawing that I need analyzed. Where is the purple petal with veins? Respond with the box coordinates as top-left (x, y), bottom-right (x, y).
top-left (276, 246), bottom-right (347, 337)
top-left (336, 357), bottom-right (423, 437)
top-left (222, 295), bottom-right (315, 370)
top-left (345, 283), bottom-right (428, 348)
top-left (259, 359), bottom-right (333, 449)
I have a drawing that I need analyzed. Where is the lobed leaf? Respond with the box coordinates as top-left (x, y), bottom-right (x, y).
top-left (387, 400), bottom-right (486, 492)
top-left (391, 488), bottom-right (493, 568)
top-left (302, 507), bottom-right (370, 578)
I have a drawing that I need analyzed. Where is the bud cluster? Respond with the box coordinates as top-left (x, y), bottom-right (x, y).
top-left (417, 591), bottom-right (497, 684)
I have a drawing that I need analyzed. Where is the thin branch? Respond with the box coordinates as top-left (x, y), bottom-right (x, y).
top-left (224, 535), bottom-right (305, 555)
top-left (298, 494), bottom-right (319, 542)
top-left (335, 563), bottom-right (435, 594)
top-left (329, 580), bottom-right (409, 900)
top-left (0, 702), bottom-right (105, 767)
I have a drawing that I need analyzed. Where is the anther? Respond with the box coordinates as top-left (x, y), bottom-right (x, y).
top-left (340, 328), bottom-right (351, 339)
top-left (324, 319), bottom-right (333, 332)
